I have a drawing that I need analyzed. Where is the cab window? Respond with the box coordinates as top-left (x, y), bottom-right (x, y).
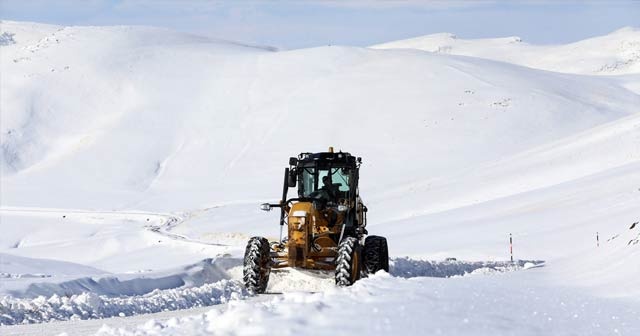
top-left (300, 167), bottom-right (350, 197)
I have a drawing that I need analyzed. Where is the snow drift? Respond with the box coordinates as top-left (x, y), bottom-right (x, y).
top-left (0, 279), bottom-right (245, 325)
top-left (94, 272), bottom-right (640, 336)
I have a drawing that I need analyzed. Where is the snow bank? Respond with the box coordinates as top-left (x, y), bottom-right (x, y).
top-left (93, 272), bottom-right (640, 336)
top-left (0, 279), bottom-right (245, 326)
top-left (389, 257), bottom-right (543, 278)
top-left (261, 258), bottom-right (544, 293)
top-left (263, 258), bottom-right (542, 293)
top-left (0, 208), bottom-right (238, 295)
top-left (0, 253), bottom-right (106, 279)
top-left (0, 256), bottom-right (532, 326)
top-left (3, 258), bottom-right (237, 299)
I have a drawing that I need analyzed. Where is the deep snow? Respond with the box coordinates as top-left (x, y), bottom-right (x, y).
top-left (95, 272), bottom-right (640, 336)
top-left (1, 20), bottom-right (639, 335)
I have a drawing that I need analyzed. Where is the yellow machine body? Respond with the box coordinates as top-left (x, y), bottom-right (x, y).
top-left (271, 201), bottom-right (346, 270)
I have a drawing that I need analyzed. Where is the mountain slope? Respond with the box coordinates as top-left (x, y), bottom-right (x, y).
top-left (2, 21), bottom-right (638, 214)
top-left (371, 27), bottom-right (640, 75)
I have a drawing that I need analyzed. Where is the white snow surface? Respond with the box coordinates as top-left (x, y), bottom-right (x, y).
top-left (95, 272), bottom-right (640, 336)
top-left (0, 258), bottom-right (535, 328)
top-left (371, 27), bottom-right (640, 75)
top-left (0, 279), bottom-right (245, 326)
top-left (1, 20), bottom-right (640, 334)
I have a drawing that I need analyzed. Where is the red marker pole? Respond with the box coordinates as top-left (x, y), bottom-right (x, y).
top-left (509, 233), bottom-right (513, 262)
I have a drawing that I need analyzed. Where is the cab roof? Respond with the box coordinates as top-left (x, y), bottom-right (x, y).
top-left (295, 151), bottom-right (359, 168)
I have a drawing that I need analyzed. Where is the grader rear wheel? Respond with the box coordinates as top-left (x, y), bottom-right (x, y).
top-left (364, 235), bottom-right (389, 274)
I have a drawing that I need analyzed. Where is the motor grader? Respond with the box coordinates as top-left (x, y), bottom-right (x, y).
top-left (243, 148), bottom-right (389, 293)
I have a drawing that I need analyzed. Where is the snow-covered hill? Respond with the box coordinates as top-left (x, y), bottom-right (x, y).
top-left (372, 27), bottom-right (640, 75)
top-left (1, 21), bottom-right (639, 334)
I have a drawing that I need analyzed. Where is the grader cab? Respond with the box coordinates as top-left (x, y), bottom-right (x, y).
top-left (243, 148), bottom-right (389, 293)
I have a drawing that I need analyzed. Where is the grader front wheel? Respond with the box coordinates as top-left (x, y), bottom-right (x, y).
top-left (243, 236), bottom-right (271, 293)
top-left (335, 237), bottom-right (363, 286)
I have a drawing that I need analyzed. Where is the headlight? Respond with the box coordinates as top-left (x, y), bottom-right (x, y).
top-left (260, 203), bottom-right (272, 211)
top-left (292, 210), bottom-right (307, 217)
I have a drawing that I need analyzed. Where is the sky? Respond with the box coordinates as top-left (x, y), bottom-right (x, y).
top-left (0, 0), bottom-right (638, 49)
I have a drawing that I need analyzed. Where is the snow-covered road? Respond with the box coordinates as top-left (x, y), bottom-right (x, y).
top-left (6, 265), bottom-right (638, 336)
top-left (143, 271), bottom-right (636, 336)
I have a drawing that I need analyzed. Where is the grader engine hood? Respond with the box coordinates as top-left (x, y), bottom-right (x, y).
top-left (287, 201), bottom-right (342, 269)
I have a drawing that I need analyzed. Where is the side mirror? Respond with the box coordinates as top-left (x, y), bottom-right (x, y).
top-left (260, 203), bottom-right (272, 211)
top-left (289, 157), bottom-right (298, 166)
top-left (287, 169), bottom-right (297, 188)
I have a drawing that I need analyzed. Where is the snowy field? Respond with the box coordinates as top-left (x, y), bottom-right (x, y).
top-left (1, 20), bottom-right (639, 335)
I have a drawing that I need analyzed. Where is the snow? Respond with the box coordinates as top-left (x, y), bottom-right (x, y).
top-left (389, 258), bottom-right (539, 278)
top-left (0, 253), bottom-right (105, 279)
top-left (371, 27), bottom-right (640, 75)
top-left (1, 257), bottom-right (237, 299)
top-left (1, 20), bottom-right (639, 334)
top-left (94, 271), bottom-right (640, 336)
top-left (0, 279), bottom-right (244, 325)
top-left (0, 305), bottom-right (225, 336)
top-left (0, 257), bottom-right (535, 326)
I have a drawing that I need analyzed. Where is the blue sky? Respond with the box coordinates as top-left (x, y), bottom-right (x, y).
top-left (1, 1), bottom-right (638, 49)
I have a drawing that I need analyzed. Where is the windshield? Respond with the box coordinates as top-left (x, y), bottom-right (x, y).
top-left (301, 167), bottom-right (350, 199)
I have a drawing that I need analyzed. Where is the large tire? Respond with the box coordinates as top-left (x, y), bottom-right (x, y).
top-left (243, 237), bottom-right (271, 294)
top-left (335, 237), bottom-right (363, 286)
top-left (364, 235), bottom-right (389, 274)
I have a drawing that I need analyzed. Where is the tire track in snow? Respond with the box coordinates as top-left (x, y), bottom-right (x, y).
top-left (0, 206), bottom-right (226, 247)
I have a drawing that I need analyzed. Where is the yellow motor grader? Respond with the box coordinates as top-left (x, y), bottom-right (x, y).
top-left (243, 148), bottom-right (389, 293)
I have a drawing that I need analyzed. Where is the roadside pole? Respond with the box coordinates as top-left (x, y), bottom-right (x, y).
top-left (509, 233), bottom-right (513, 262)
